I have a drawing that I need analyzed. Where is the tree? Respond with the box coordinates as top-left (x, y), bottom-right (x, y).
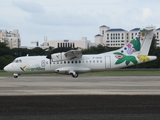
top-left (0, 42), bottom-right (11, 56)
top-left (28, 47), bottom-right (47, 56)
top-left (11, 48), bottom-right (29, 57)
top-left (82, 44), bottom-right (119, 54)
top-left (148, 34), bottom-right (157, 55)
top-left (0, 42), bottom-right (9, 48)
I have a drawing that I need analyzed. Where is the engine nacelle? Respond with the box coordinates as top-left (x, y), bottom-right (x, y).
top-left (51, 52), bottom-right (72, 61)
top-left (51, 50), bottom-right (82, 61)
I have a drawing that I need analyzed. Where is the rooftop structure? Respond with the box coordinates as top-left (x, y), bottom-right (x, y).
top-left (41, 37), bottom-right (97, 49)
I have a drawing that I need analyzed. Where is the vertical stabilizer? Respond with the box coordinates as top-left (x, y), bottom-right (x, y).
top-left (138, 26), bottom-right (156, 55)
top-left (107, 26), bottom-right (156, 56)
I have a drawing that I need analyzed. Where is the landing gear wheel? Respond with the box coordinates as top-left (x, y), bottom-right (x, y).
top-left (71, 72), bottom-right (78, 78)
top-left (69, 70), bottom-right (78, 78)
top-left (14, 75), bottom-right (18, 78)
top-left (13, 73), bottom-right (19, 78)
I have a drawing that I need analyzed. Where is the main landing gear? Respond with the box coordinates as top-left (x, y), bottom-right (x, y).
top-left (69, 70), bottom-right (78, 78)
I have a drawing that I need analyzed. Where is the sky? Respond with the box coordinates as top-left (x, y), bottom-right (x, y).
top-left (1, 0), bottom-right (160, 46)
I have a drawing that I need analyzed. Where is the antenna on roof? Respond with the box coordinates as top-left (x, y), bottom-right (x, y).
top-left (44, 36), bottom-right (47, 41)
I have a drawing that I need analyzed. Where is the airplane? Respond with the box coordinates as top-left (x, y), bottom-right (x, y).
top-left (4, 26), bottom-right (157, 78)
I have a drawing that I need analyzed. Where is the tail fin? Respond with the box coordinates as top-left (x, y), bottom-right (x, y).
top-left (101, 26), bottom-right (156, 68)
top-left (116, 26), bottom-right (155, 56)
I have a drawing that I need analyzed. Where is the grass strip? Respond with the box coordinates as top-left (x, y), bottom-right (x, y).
top-left (0, 69), bottom-right (160, 77)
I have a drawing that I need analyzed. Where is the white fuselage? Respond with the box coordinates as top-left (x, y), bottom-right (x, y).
top-left (3, 53), bottom-right (157, 77)
top-left (4, 54), bottom-right (111, 74)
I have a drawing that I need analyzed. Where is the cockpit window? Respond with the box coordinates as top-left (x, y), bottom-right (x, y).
top-left (12, 59), bottom-right (22, 63)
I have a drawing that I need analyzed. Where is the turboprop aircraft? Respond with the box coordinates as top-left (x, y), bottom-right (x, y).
top-left (4, 26), bottom-right (157, 78)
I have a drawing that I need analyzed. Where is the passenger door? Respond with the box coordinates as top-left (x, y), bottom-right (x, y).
top-left (105, 56), bottom-right (111, 69)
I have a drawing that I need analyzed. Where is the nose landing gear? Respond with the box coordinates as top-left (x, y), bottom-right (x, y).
top-left (13, 73), bottom-right (19, 78)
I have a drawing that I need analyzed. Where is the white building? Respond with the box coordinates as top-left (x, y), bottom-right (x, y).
top-left (96, 25), bottom-right (160, 48)
top-left (31, 41), bottom-right (39, 47)
top-left (155, 28), bottom-right (160, 47)
top-left (41, 37), bottom-right (97, 49)
top-left (0, 29), bottom-right (21, 49)
top-left (95, 25), bottom-right (128, 47)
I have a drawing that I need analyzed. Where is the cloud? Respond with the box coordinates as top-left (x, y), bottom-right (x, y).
top-left (12, 1), bottom-right (45, 13)
top-left (0, 19), bottom-right (12, 28)
top-left (29, 11), bottom-right (98, 27)
top-left (12, 0), bottom-right (100, 27)
top-left (142, 8), bottom-right (152, 19)
top-left (1, 0), bottom-right (159, 46)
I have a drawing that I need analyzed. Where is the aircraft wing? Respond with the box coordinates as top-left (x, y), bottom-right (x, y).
top-left (64, 50), bottom-right (82, 59)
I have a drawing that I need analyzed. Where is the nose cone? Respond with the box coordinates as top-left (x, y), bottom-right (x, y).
top-left (4, 65), bottom-right (9, 71)
top-left (4, 64), bottom-right (17, 73)
top-left (4, 64), bottom-right (12, 72)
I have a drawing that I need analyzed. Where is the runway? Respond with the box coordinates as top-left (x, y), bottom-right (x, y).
top-left (0, 75), bottom-right (160, 95)
top-left (0, 95), bottom-right (160, 120)
top-left (0, 75), bottom-right (160, 120)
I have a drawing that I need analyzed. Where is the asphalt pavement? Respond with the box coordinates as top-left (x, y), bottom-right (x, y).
top-left (0, 95), bottom-right (160, 120)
